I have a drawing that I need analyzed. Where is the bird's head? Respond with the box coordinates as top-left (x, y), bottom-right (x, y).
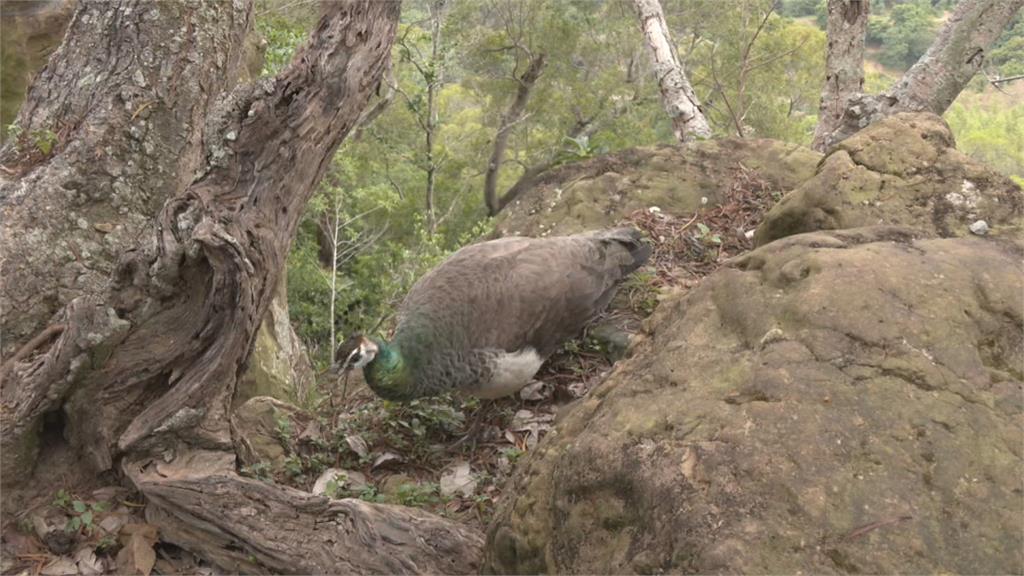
top-left (330, 333), bottom-right (379, 374)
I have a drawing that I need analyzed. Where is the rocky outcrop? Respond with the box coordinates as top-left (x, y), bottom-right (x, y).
top-left (755, 113), bottom-right (1023, 245)
top-left (485, 113), bottom-right (1024, 574)
top-left (496, 139), bottom-right (820, 236)
top-left (486, 227), bottom-right (1023, 574)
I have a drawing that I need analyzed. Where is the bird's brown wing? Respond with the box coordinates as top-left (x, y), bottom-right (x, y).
top-left (394, 229), bottom-right (645, 360)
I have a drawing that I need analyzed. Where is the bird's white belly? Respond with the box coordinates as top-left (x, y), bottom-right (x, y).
top-left (476, 347), bottom-right (544, 399)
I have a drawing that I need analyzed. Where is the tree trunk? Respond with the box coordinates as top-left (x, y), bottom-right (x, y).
top-left (483, 52), bottom-right (546, 216)
top-left (632, 0), bottom-right (711, 142)
top-left (424, 0), bottom-right (447, 233)
top-left (0, 1), bottom-right (483, 572)
top-left (0, 0), bottom-right (309, 408)
top-left (819, 0), bottom-right (1023, 149)
top-left (811, 0), bottom-right (870, 151)
top-left (0, 0), bottom-right (253, 357)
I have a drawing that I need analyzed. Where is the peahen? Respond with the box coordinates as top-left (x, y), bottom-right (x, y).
top-left (331, 227), bottom-right (650, 401)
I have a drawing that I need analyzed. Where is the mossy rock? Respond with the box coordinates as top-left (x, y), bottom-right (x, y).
top-left (496, 139), bottom-right (820, 237)
top-left (755, 113), bottom-right (1023, 246)
top-left (235, 279), bottom-right (314, 406)
top-left (233, 396), bottom-right (309, 474)
top-left (485, 227), bottom-right (1023, 574)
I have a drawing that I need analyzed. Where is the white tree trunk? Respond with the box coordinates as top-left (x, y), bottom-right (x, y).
top-left (632, 0), bottom-right (711, 142)
top-left (811, 0), bottom-right (870, 151)
top-left (820, 0), bottom-right (1023, 149)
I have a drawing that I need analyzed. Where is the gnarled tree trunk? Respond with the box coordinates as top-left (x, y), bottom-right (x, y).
top-left (811, 0), bottom-right (869, 151)
top-left (632, 0), bottom-right (711, 142)
top-left (819, 0), bottom-right (1023, 149)
top-left (0, 0), bottom-right (253, 356)
top-left (0, 1), bottom-right (483, 572)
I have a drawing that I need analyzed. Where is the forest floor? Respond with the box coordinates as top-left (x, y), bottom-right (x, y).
top-left (2, 165), bottom-right (781, 575)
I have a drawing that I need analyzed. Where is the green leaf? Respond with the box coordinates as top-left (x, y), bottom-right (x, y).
top-left (72, 501), bottom-right (87, 513)
top-left (80, 511), bottom-right (93, 526)
top-left (66, 517), bottom-right (82, 532)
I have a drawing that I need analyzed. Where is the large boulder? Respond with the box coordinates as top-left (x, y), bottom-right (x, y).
top-left (486, 227), bottom-right (1023, 574)
top-left (755, 113), bottom-right (1023, 246)
top-left (496, 139), bottom-right (820, 237)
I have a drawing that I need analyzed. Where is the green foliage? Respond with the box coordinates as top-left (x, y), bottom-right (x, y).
top-left (990, 14), bottom-right (1024, 77)
top-left (53, 490), bottom-right (106, 534)
top-left (500, 446), bottom-right (525, 464)
top-left (695, 222), bottom-right (722, 245)
top-left (680, 1), bottom-right (826, 143)
top-left (6, 122), bottom-right (22, 141)
top-left (945, 90), bottom-right (1024, 180)
top-left (357, 485), bottom-right (385, 503)
top-left (392, 481), bottom-right (444, 507)
top-left (623, 270), bottom-right (660, 316)
top-left (240, 461), bottom-right (273, 481)
top-left (779, 0), bottom-right (822, 18)
top-left (255, 10), bottom-right (309, 77)
top-left (31, 128), bottom-right (57, 155)
top-left (4, 123), bottom-right (58, 156)
top-left (331, 394), bottom-right (466, 462)
top-left (874, 1), bottom-right (938, 69)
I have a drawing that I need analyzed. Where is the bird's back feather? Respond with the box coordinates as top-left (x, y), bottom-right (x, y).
top-left (391, 227), bottom-right (649, 396)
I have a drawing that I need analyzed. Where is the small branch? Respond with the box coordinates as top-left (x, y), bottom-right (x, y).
top-left (0, 323), bottom-right (66, 386)
top-left (990, 74), bottom-right (1024, 85)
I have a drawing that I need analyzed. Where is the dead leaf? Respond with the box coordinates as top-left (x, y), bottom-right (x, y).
top-left (518, 380), bottom-right (550, 401)
top-left (98, 512), bottom-right (130, 536)
top-left (371, 451), bottom-right (402, 469)
top-left (1, 526), bottom-right (41, 555)
top-left (440, 461), bottom-right (478, 498)
top-left (345, 435), bottom-right (369, 458)
top-left (298, 420), bottom-right (322, 444)
top-left (40, 558), bottom-right (77, 576)
top-left (116, 524), bottom-right (158, 576)
top-left (312, 468), bottom-right (366, 496)
top-left (75, 547), bottom-right (104, 576)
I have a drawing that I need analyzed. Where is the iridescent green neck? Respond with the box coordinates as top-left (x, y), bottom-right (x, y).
top-left (363, 338), bottom-right (414, 401)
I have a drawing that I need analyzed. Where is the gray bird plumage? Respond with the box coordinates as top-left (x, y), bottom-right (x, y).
top-left (335, 227), bottom-right (650, 400)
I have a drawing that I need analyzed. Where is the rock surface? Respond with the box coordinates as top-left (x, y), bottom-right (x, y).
top-left (235, 278), bottom-right (315, 405)
top-left (485, 227), bottom-right (1023, 574)
top-left (233, 396), bottom-right (309, 473)
top-left (755, 113), bottom-right (1023, 246)
top-left (496, 139), bottom-right (820, 236)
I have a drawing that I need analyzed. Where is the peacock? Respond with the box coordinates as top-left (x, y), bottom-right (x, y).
top-left (330, 227), bottom-right (650, 401)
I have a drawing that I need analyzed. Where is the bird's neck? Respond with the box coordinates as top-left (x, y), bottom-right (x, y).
top-left (363, 338), bottom-right (413, 400)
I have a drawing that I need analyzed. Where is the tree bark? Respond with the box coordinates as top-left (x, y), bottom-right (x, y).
top-left (632, 0), bottom-right (711, 142)
top-left (483, 52), bottom-right (546, 216)
top-left (819, 0), bottom-right (1023, 149)
top-left (811, 0), bottom-right (870, 151)
top-left (0, 0), bottom-right (253, 357)
top-left (424, 0), bottom-right (447, 233)
top-left (0, 1), bottom-right (483, 572)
